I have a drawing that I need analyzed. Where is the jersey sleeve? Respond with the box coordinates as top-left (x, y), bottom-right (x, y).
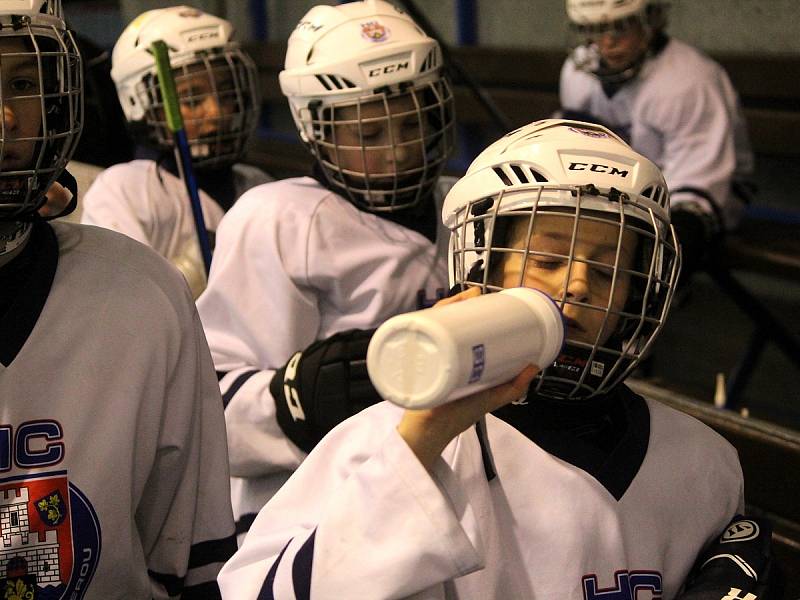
top-left (196, 187), bottom-right (323, 478)
top-left (645, 70), bottom-right (742, 230)
top-left (217, 409), bottom-right (483, 599)
top-left (558, 57), bottom-right (594, 114)
top-left (137, 290), bottom-right (237, 599)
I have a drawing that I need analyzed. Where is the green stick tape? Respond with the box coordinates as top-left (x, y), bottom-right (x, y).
top-left (151, 40), bottom-right (184, 133)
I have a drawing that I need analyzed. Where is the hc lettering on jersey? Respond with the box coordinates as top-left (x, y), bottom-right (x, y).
top-left (722, 589), bottom-right (757, 600)
top-left (582, 570), bottom-right (663, 600)
top-left (0, 420), bottom-right (64, 471)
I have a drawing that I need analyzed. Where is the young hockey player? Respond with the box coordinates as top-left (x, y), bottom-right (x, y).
top-left (196, 0), bottom-right (456, 539)
top-left (80, 5), bottom-right (272, 296)
top-left (560, 0), bottom-right (754, 278)
top-left (0, 2), bottom-right (235, 597)
top-left (216, 121), bottom-right (777, 599)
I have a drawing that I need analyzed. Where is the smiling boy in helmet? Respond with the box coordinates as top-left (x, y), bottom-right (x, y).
top-left (560, 0), bottom-right (754, 280)
top-left (196, 0), bottom-right (456, 542)
top-left (80, 5), bottom-right (271, 297)
top-left (0, 2), bottom-right (235, 596)
top-left (216, 121), bottom-right (778, 599)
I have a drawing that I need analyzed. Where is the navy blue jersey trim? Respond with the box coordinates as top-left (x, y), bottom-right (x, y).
top-left (181, 580), bottom-right (222, 600)
top-left (222, 369), bottom-right (260, 408)
top-left (236, 512), bottom-right (258, 536)
top-left (148, 570), bottom-right (184, 597)
top-left (188, 534), bottom-right (237, 569)
top-left (475, 422), bottom-right (497, 481)
top-left (257, 539), bottom-right (292, 600)
top-left (292, 529), bottom-right (316, 600)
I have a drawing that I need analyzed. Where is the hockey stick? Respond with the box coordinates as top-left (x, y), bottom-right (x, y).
top-left (151, 40), bottom-right (213, 275)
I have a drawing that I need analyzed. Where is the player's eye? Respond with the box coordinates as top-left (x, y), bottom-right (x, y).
top-left (8, 77), bottom-right (38, 95)
top-left (593, 265), bottom-right (615, 281)
top-left (359, 128), bottom-right (382, 141)
top-left (527, 255), bottom-right (566, 270)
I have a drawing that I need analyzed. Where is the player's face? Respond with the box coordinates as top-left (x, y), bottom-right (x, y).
top-left (593, 20), bottom-right (649, 71)
top-left (326, 93), bottom-right (425, 184)
top-left (0, 37), bottom-right (44, 175)
top-left (174, 60), bottom-right (237, 146)
top-left (497, 213), bottom-right (637, 345)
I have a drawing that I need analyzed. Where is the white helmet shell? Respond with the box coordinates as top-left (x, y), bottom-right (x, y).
top-left (443, 120), bottom-right (680, 400)
top-left (113, 6), bottom-right (234, 122)
top-left (444, 119), bottom-right (670, 232)
top-left (280, 0), bottom-right (444, 144)
top-left (566, 0), bottom-right (648, 25)
top-left (279, 0), bottom-right (455, 213)
top-left (111, 6), bottom-right (259, 168)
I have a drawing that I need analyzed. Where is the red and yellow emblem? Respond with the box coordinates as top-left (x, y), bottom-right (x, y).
top-left (361, 20), bottom-right (390, 42)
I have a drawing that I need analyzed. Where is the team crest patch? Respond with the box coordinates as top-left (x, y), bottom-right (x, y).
top-left (361, 21), bottom-right (390, 42)
top-left (568, 126), bottom-right (608, 138)
top-left (0, 472), bottom-right (101, 599)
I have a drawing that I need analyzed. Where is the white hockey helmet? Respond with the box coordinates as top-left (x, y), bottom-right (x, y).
top-left (566, 0), bottom-right (668, 85)
top-left (279, 0), bottom-right (455, 212)
top-left (443, 119), bottom-right (680, 400)
top-left (111, 5), bottom-right (258, 168)
top-left (0, 0), bottom-right (82, 222)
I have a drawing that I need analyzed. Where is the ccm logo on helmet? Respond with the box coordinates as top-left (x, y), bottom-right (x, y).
top-left (186, 30), bottom-right (220, 43)
top-left (568, 162), bottom-right (629, 177)
top-left (368, 61), bottom-right (410, 78)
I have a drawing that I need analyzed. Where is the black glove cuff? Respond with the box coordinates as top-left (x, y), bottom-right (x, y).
top-left (271, 329), bottom-right (381, 454)
top-left (271, 353), bottom-right (317, 454)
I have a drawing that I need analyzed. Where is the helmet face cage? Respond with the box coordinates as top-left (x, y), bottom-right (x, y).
top-left (303, 76), bottom-right (455, 212)
top-left (0, 22), bottom-right (82, 221)
top-left (567, 5), bottom-right (663, 86)
top-left (449, 183), bottom-right (680, 400)
top-left (136, 45), bottom-right (258, 169)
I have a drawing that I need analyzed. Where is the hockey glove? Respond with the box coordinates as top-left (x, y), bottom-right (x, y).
top-left (270, 328), bottom-right (381, 453)
top-left (678, 514), bottom-right (784, 600)
top-left (671, 205), bottom-right (719, 286)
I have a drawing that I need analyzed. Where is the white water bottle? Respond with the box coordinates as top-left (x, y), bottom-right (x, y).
top-left (366, 288), bottom-right (565, 409)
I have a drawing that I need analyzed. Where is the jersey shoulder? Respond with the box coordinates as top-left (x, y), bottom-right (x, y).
top-left (646, 395), bottom-right (740, 471)
top-left (222, 176), bottom-right (346, 234)
top-left (647, 38), bottom-right (727, 93)
top-left (91, 159), bottom-right (157, 187)
top-left (51, 221), bottom-right (194, 320)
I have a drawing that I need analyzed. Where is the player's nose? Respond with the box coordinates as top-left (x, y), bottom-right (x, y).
top-left (196, 95), bottom-right (222, 135)
top-left (563, 261), bottom-right (591, 304)
top-left (2, 104), bottom-right (18, 132)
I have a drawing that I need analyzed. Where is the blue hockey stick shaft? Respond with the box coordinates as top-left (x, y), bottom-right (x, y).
top-left (151, 40), bottom-right (213, 275)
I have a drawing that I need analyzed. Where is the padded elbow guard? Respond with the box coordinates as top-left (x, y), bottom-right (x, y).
top-left (270, 328), bottom-right (381, 453)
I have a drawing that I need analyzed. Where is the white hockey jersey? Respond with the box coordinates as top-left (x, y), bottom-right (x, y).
top-left (81, 159), bottom-right (272, 297)
top-left (219, 389), bottom-right (744, 600)
top-left (560, 38), bottom-right (754, 230)
top-left (196, 176), bottom-right (453, 536)
top-left (0, 221), bottom-right (236, 599)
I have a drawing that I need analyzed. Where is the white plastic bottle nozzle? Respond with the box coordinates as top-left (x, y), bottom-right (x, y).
top-left (366, 288), bottom-right (565, 409)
